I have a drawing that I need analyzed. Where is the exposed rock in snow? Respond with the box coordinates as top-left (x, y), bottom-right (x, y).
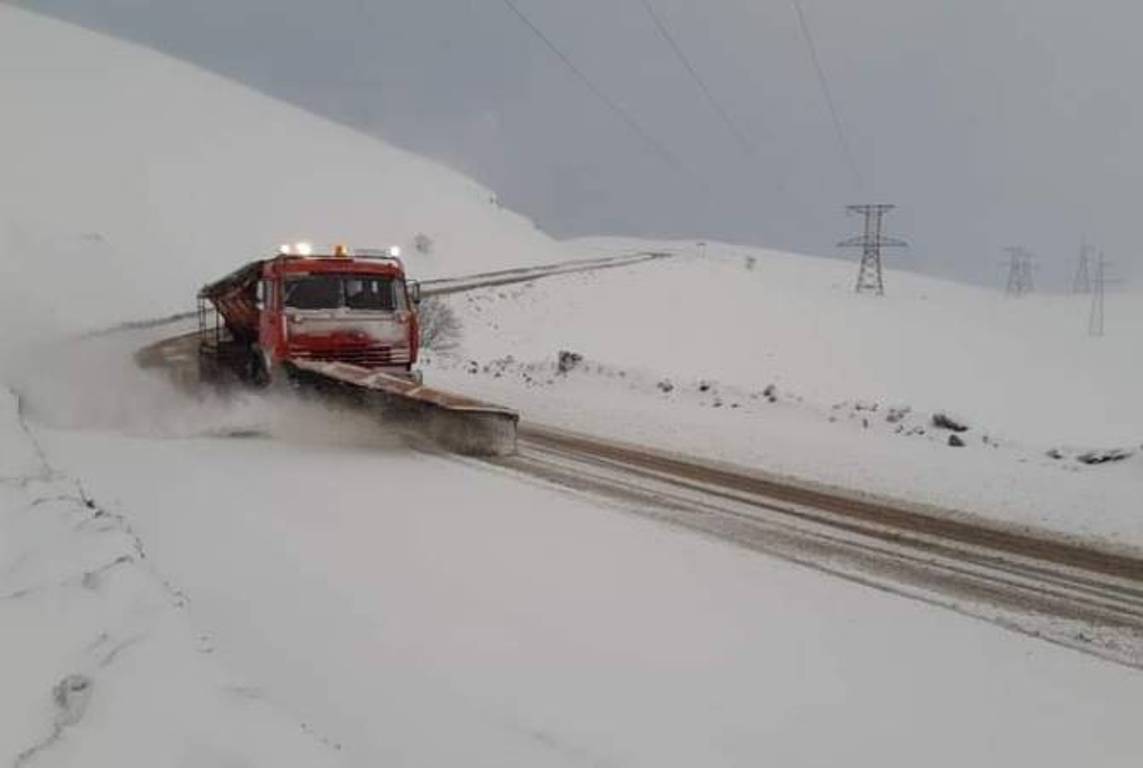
top-left (557, 351), bottom-right (583, 375)
top-left (932, 412), bottom-right (970, 432)
top-left (1076, 448), bottom-right (1133, 465)
top-left (886, 406), bottom-right (912, 424)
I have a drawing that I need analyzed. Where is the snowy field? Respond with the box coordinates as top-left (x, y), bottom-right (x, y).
top-left (425, 241), bottom-right (1143, 550)
top-left (3, 5), bottom-right (1143, 765)
top-left (5, 363), bottom-right (1143, 766)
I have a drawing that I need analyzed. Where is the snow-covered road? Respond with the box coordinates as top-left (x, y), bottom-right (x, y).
top-left (20, 400), bottom-right (1143, 766)
top-left (418, 249), bottom-right (672, 296)
top-left (502, 424), bottom-right (1143, 667)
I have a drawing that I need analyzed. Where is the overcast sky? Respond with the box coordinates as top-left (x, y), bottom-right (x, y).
top-left (16, 0), bottom-right (1142, 287)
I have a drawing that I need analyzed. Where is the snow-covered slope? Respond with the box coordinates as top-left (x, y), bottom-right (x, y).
top-left (424, 239), bottom-right (1143, 547)
top-left (449, 237), bottom-right (1143, 446)
top-left (0, 389), bottom-right (347, 766)
top-left (4, 6), bottom-right (1143, 764)
top-left (0, 5), bottom-right (564, 344)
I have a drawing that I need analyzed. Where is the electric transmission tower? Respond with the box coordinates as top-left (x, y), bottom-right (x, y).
top-left (1088, 251), bottom-right (1120, 337)
top-left (1073, 238), bottom-right (1095, 294)
top-left (838, 204), bottom-right (906, 295)
top-left (1003, 247), bottom-right (1036, 297)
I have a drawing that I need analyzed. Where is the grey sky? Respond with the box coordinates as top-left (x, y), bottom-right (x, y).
top-left (16, 0), bottom-right (1142, 287)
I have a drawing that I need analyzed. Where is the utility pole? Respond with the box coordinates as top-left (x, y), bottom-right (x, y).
top-left (1073, 238), bottom-right (1095, 294)
top-left (838, 204), bottom-right (906, 295)
top-left (1003, 247), bottom-right (1035, 297)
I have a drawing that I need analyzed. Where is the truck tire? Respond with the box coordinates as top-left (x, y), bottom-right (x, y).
top-left (248, 347), bottom-right (273, 388)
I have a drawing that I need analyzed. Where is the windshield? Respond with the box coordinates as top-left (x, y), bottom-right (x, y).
top-left (284, 275), bottom-right (405, 311)
top-left (283, 275), bottom-right (343, 309)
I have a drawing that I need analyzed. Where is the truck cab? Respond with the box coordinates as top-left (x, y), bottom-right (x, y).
top-left (199, 244), bottom-right (421, 385)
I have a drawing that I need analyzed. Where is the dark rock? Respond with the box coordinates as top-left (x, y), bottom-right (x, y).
top-left (1076, 448), bottom-right (1133, 465)
top-left (762, 384), bottom-right (777, 399)
top-left (557, 350), bottom-right (583, 374)
top-left (948, 434), bottom-right (965, 447)
top-left (885, 406), bottom-right (911, 424)
top-left (698, 381), bottom-right (712, 393)
top-left (932, 412), bottom-right (969, 432)
top-left (1046, 448), bottom-right (1064, 460)
top-left (657, 379), bottom-right (674, 394)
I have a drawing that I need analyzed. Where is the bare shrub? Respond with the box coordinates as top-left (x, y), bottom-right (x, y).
top-left (413, 232), bottom-right (433, 254)
top-left (418, 297), bottom-right (462, 350)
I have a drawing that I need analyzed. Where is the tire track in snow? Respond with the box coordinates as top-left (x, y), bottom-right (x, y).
top-left (481, 425), bottom-right (1143, 669)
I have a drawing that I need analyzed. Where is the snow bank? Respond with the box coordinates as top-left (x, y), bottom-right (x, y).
top-left (0, 389), bottom-right (344, 765)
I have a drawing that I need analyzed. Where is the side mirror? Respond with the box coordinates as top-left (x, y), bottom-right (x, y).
top-left (409, 281), bottom-right (422, 305)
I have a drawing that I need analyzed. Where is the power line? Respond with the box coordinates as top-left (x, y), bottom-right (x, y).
top-left (635, 0), bottom-right (754, 156)
top-left (789, 0), bottom-right (863, 189)
top-left (498, 0), bottom-right (682, 171)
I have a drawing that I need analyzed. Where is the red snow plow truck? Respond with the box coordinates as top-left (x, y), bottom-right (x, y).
top-left (197, 243), bottom-right (421, 385)
top-left (196, 242), bottom-right (517, 456)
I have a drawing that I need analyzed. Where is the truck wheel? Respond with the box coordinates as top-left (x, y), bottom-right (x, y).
top-left (248, 348), bottom-right (273, 388)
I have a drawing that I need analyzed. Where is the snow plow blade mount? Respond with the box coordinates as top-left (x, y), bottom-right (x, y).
top-left (289, 360), bottom-right (519, 457)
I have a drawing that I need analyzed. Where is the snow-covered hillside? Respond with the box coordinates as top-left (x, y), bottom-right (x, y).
top-left (4, 5), bottom-right (1143, 765)
top-left (424, 239), bottom-right (1143, 548)
top-left (0, 5), bottom-right (564, 345)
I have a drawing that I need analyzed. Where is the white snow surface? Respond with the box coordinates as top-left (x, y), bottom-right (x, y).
top-left (0, 389), bottom-right (346, 767)
top-left (423, 239), bottom-right (1143, 550)
top-left (3, 5), bottom-right (1143, 765)
top-left (0, 4), bottom-right (564, 346)
top-left (19, 381), bottom-right (1143, 767)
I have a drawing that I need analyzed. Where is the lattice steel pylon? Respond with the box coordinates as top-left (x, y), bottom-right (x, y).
top-left (1088, 251), bottom-right (1112, 337)
top-left (1003, 247), bottom-right (1035, 297)
top-left (1073, 238), bottom-right (1095, 294)
top-left (838, 204), bottom-right (907, 295)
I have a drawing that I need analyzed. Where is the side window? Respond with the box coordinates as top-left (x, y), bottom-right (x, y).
top-left (394, 279), bottom-right (408, 311)
top-left (345, 277), bottom-right (400, 311)
top-left (255, 279), bottom-right (266, 309)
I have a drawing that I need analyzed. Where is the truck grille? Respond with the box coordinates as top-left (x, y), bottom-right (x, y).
top-left (288, 344), bottom-right (411, 368)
